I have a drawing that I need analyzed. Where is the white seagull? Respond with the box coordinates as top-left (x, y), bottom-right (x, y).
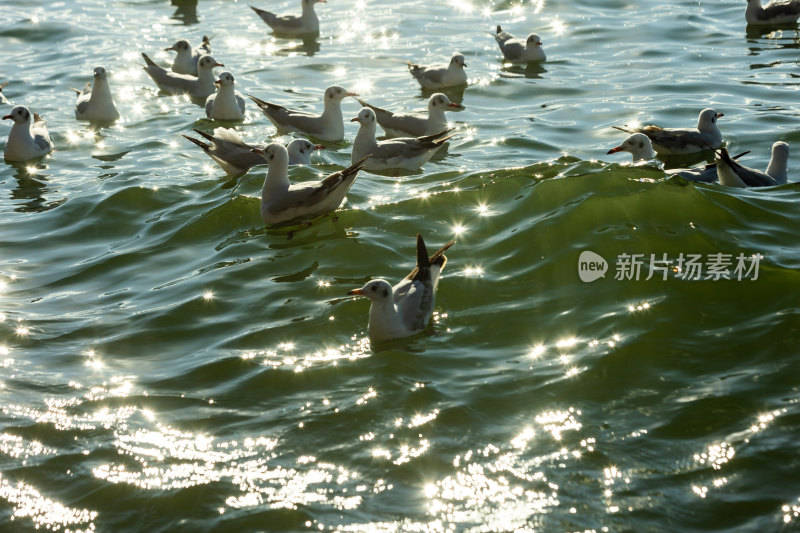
top-left (716, 142), bottom-right (790, 187)
top-left (3, 105), bottom-right (54, 162)
top-left (745, 0), bottom-right (800, 25)
top-left (0, 82), bottom-right (9, 105)
top-left (73, 66), bottom-right (120, 122)
top-left (490, 25), bottom-right (546, 63)
top-left (142, 53), bottom-right (222, 100)
top-left (355, 93), bottom-right (464, 138)
top-left (165, 36), bottom-right (212, 76)
top-left (183, 128), bottom-right (323, 174)
top-left (253, 142), bottom-right (367, 225)
top-left (249, 86), bottom-right (358, 142)
top-left (408, 52), bottom-right (468, 90)
top-left (205, 71), bottom-right (246, 121)
top-left (348, 234), bottom-right (454, 343)
top-left (250, 0), bottom-right (326, 35)
top-left (350, 107), bottom-right (454, 171)
top-left (615, 108), bottom-right (724, 155)
top-left (607, 132), bottom-right (748, 183)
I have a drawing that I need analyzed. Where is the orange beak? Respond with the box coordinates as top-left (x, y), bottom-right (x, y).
top-left (251, 148), bottom-right (264, 154)
top-left (347, 289), bottom-right (364, 296)
top-left (2, 114), bottom-right (12, 120)
top-left (607, 145), bottom-right (624, 155)
top-left (313, 144), bottom-right (325, 151)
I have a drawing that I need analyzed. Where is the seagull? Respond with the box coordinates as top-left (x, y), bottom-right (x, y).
top-left (0, 82), bottom-right (9, 105)
top-left (165, 36), bottom-right (212, 76)
top-left (355, 93), bottom-right (464, 138)
top-left (250, 0), bottom-right (326, 36)
top-left (716, 142), bottom-right (790, 187)
top-left (205, 71), bottom-right (246, 121)
top-left (73, 66), bottom-right (120, 122)
top-left (614, 108), bottom-right (724, 155)
top-left (252, 142), bottom-right (366, 225)
top-left (249, 86), bottom-right (358, 142)
top-left (490, 25), bottom-right (546, 63)
top-left (745, 0), bottom-right (800, 25)
top-left (3, 105), bottom-right (54, 162)
top-left (347, 234), bottom-right (454, 343)
top-left (408, 52), bottom-right (468, 90)
top-left (142, 53), bottom-right (222, 99)
top-left (350, 107), bottom-right (454, 171)
top-left (183, 128), bottom-right (323, 174)
top-left (607, 132), bottom-right (749, 182)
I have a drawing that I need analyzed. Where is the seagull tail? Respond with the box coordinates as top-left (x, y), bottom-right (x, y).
top-left (182, 134), bottom-right (211, 153)
top-left (416, 234), bottom-right (431, 269)
top-left (192, 128), bottom-right (217, 144)
top-left (141, 52), bottom-right (158, 68)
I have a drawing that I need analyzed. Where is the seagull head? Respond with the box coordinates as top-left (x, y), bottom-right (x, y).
top-left (2, 105), bottom-right (32, 125)
top-left (165, 39), bottom-right (191, 53)
top-left (252, 142), bottom-right (289, 167)
top-left (93, 66), bottom-right (108, 80)
top-left (429, 93), bottom-right (465, 112)
top-left (347, 279), bottom-right (393, 302)
top-left (215, 71), bottom-right (235, 87)
top-left (197, 55), bottom-right (224, 73)
top-left (450, 53), bottom-right (467, 69)
top-left (287, 139), bottom-right (323, 160)
top-left (607, 133), bottom-right (656, 162)
top-left (772, 141), bottom-right (789, 160)
top-left (351, 107), bottom-right (377, 127)
top-left (526, 34), bottom-right (543, 47)
top-left (325, 85), bottom-right (359, 103)
top-left (698, 108), bottom-right (723, 131)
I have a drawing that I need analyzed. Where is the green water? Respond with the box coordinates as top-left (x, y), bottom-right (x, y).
top-left (1, 0), bottom-right (800, 531)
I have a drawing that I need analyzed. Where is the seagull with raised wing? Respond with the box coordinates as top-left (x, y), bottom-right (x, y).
top-left (350, 107), bottom-right (454, 171)
top-left (250, 0), bottom-right (325, 35)
top-left (348, 234), bottom-right (454, 343)
top-left (716, 142), bottom-right (790, 187)
top-left (490, 25), bottom-right (546, 63)
top-left (0, 82), bottom-right (9, 105)
top-left (3, 105), bottom-right (54, 162)
top-left (250, 86), bottom-right (357, 142)
top-left (408, 52), bottom-right (468, 90)
top-left (142, 53), bottom-right (222, 99)
top-left (73, 66), bottom-right (120, 122)
top-left (253, 142), bottom-right (366, 224)
top-left (183, 128), bottom-right (323, 174)
top-left (165, 36), bottom-right (212, 76)
top-left (607, 132), bottom-right (750, 182)
top-left (355, 93), bottom-right (464, 138)
top-left (745, 0), bottom-right (800, 25)
top-left (615, 108), bottom-right (724, 155)
top-left (205, 71), bottom-right (246, 121)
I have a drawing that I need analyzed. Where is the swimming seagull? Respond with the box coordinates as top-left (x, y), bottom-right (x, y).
top-left (614, 108), bottom-right (724, 155)
top-left (73, 66), bottom-right (120, 122)
top-left (0, 82), bottom-right (9, 105)
top-left (205, 71), bottom-right (246, 121)
top-left (142, 53), bottom-right (222, 99)
top-left (249, 86), bottom-right (358, 142)
top-left (250, 0), bottom-right (326, 35)
top-left (252, 143), bottom-right (366, 224)
top-left (408, 52), bottom-right (468, 90)
top-left (607, 132), bottom-right (748, 182)
top-left (745, 0), bottom-right (800, 25)
top-left (347, 234), bottom-right (454, 343)
top-left (165, 36), bottom-right (212, 76)
top-left (490, 25), bottom-right (546, 63)
top-left (183, 128), bottom-right (323, 174)
top-left (3, 105), bottom-right (54, 162)
top-left (355, 93), bottom-right (465, 138)
top-left (715, 142), bottom-right (790, 187)
top-left (350, 107), bottom-right (455, 171)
